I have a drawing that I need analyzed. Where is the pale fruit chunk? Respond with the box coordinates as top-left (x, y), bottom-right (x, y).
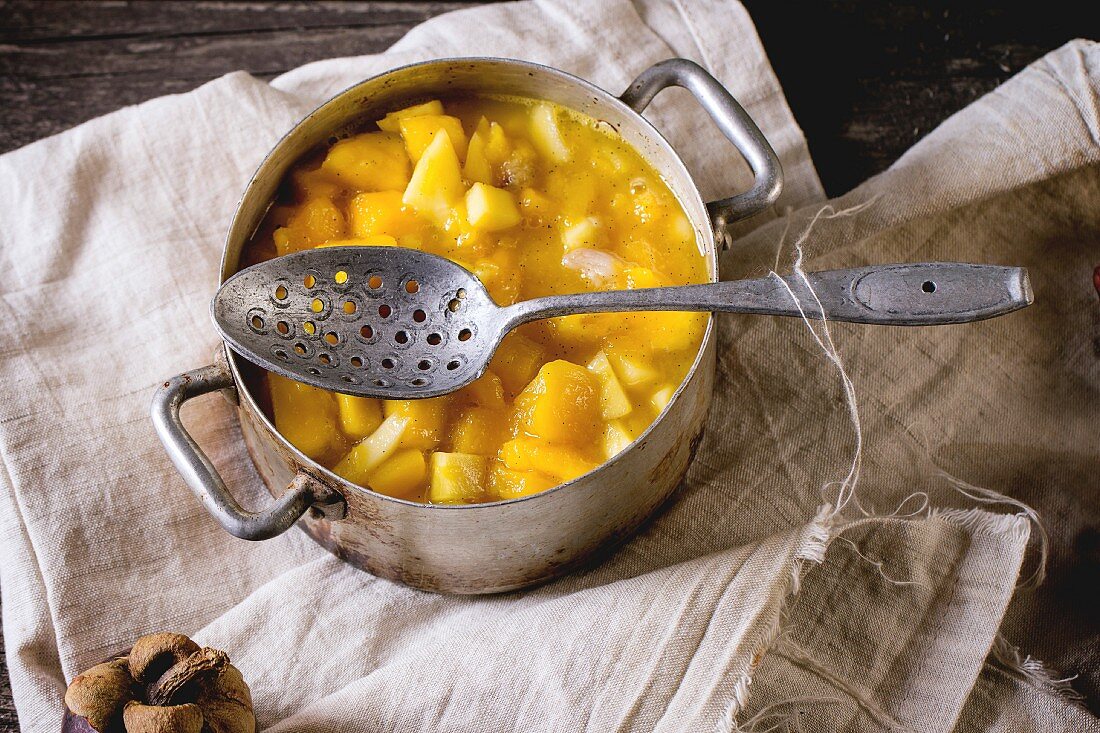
top-left (463, 118), bottom-right (493, 184)
top-left (402, 129), bottom-right (465, 225)
top-left (529, 103), bottom-right (571, 163)
top-left (465, 183), bottom-right (521, 232)
top-left (451, 407), bottom-right (508, 455)
top-left (561, 216), bottom-right (606, 252)
top-left (291, 167), bottom-right (342, 200)
top-left (268, 374), bottom-right (342, 461)
top-left (383, 397), bottom-right (449, 449)
top-left (490, 466), bottom-right (557, 500)
top-left (399, 115), bottom-right (469, 163)
top-left (484, 121), bottom-right (511, 165)
top-left (321, 132), bottom-right (410, 191)
top-left (332, 414), bottom-right (408, 486)
top-left (461, 370), bottom-right (505, 408)
top-left (602, 419), bottom-right (637, 460)
top-left (651, 384), bottom-right (677, 413)
top-left (518, 187), bottom-right (555, 222)
top-left (274, 197), bottom-right (346, 255)
top-left (335, 394), bottom-right (383, 440)
top-left (490, 333), bottom-right (546, 396)
top-left (368, 449), bottom-right (426, 500)
top-left (428, 452), bottom-right (487, 504)
top-left (348, 190), bottom-right (421, 238)
top-left (607, 350), bottom-right (659, 388)
top-left (513, 360), bottom-right (600, 444)
top-left (376, 100), bottom-right (445, 133)
top-left (500, 438), bottom-right (598, 483)
top-left (586, 351), bottom-right (632, 420)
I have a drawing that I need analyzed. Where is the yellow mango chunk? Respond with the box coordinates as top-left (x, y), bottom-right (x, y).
top-left (376, 100), bottom-right (445, 133)
top-left (368, 449), bottom-right (426, 500)
top-left (490, 466), bottom-right (557, 500)
top-left (518, 187), bottom-right (555, 223)
top-left (650, 384), bottom-right (677, 413)
top-left (399, 115), bottom-right (469, 163)
top-left (561, 216), bottom-right (606, 252)
top-left (268, 374), bottom-right (342, 461)
top-left (607, 349), bottom-right (659, 388)
top-left (586, 351), bottom-right (632, 420)
top-left (490, 333), bottom-right (546, 396)
top-left (451, 406), bottom-right (508, 455)
top-left (484, 121), bottom-right (511, 165)
top-left (331, 414), bottom-right (408, 486)
top-left (428, 452), bottom-right (487, 504)
top-left (348, 190), bottom-right (421, 238)
top-left (402, 129), bottom-right (465, 225)
top-left (602, 419), bottom-right (637, 460)
top-left (383, 397), bottom-right (449, 449)
top-left (291, 167), bottom-right (342, 200)
top-left (462, 370), bottom-right (505, 408)
top-left (513, 360), bottom-right (599, 444)
top-left (529, 103), bottom-right (571, 163)
top-left (623, 266), bottom-right (666, 289)
top-left (465, 183), bottom-right (521, 232)
top-left (463, 117), bottom-right (493, 184)
top-left (500, 438), bottom-right (598, 483)
top-left (274, 197), bottom-right (346, 255)
top-left (335, 394), bottom-right (383, 440)
top-left (321, 132), bottom-right (410, 191)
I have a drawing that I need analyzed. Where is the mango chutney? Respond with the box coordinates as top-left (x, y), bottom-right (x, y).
top-left (241, 96), bottom-right (709, 504)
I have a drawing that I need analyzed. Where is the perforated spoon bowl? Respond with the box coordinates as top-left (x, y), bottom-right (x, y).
top-left (212, 246), bottom-right (1032, 399)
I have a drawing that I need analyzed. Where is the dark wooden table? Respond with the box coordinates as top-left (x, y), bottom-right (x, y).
top-left (0, 1), bottom-right (1090, 728)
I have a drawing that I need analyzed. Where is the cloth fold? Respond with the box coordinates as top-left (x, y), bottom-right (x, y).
top-left (0, 1), bottom-right (1096, 731)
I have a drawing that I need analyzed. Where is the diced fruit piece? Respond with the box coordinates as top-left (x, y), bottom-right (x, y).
top-left (607, 350), bottom-right (659, 388)
top-left (274, 197), bottom-right (347, 255)
top-left (316, 235), bottom-right (398, 248)
top-left (586, 351), bottom-right (632, 420)
top-left (368, 449), bottom-right (426, 500)
top-left (465, 183), bottom-right (521, 231)
top-left (402, 129), bottom-right (465, 225)
top-left (268, 374), bottom-right (342, 461)
top-left (561, 248), bottom-right (628, 289)
top-left (321, 132), bottom-right (410, 191)
top-left (462, 370), bottom-right (505, 408)
top-left (348, 190), bottom-right (421, 238)
top-left (331, 414), bottom-right (408, 486)
top-left (428, 452), bottom-right (487, 504)
top-left (463, 118), bottom-right (493, 184)
top-left (484, 121), bottom-right (511, 165)
top-left (474, 248), bottom-right (521, 305)
top-left (529, 103), bottom-right (571, 163)
top-left (376, 100), bottom-right (445, 133)
top-left (490, 333), bottom-right (546, 396)
top-left (561, 216), bottom-right (605, 252)
top-left (513, 360), bottom-right (600, 444)
top-left (490, 466), bottom-right (557, 500)
top-left (383, 397), bottom-right (449, 449)
top-left (623, 266), bottom-right (665, 289)
top-left (518, 188), bottom-right (555, 222)
top-left (651, 384), bottom-right (677, 413)
top-left (399, 115), bottom-right (469, 163)
top-left (545, 313), bottom-right (619, 348)
top-left (291, 167), bottom-right (342, 200)
top-left (451, 407), bottom-right (508, 455)
top-left (500, 438), bottom-right (598, 483)
top-left (336, 394), bottom-right (383, 440)
top-left (602, 419), bottom-right (637, 460)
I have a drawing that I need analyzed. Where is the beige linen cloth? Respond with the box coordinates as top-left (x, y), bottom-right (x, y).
top-left (0, 1), bottom-right (1097, 730)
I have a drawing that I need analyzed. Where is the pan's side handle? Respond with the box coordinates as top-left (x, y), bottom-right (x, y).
top-left (620, 58), bottom-right (783, 236)
top-left (151, 360), bottom-right (345, 541)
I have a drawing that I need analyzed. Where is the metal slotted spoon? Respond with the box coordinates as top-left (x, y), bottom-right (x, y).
top-left (212, 246), bottom-right (1033, 399)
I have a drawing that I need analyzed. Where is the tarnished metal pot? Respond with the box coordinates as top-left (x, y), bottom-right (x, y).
top-left (152, 58), bottom-right (782, 594)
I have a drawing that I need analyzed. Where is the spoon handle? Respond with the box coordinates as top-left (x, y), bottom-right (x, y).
top-left (502, 263), bottom-right (1033, 327)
